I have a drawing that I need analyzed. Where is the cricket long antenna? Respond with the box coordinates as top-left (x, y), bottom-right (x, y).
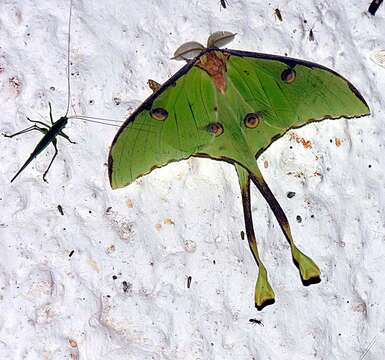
top-left (77, 118), bottom-right (121, 127)
top-left (65, 0), bottom-right (73, 117)
top-left (63, 0), bottom-right (124, 129)
top-left (69, 115), bottom-right (123, 123)
top-left (68, 115), bottom-right (123, 127)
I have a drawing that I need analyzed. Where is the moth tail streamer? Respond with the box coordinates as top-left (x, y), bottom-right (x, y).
top-left (237, 165), bottom-right (275, 309)
top-left (249, 166), bottom-right (321, 285)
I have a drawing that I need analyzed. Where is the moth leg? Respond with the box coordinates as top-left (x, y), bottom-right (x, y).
top-left (59, 131), bottom-right (76, 144)
top-left (26, 117), bottom-right (50, 129)
top-left (249, 166), bottom-right (321, 284)
top-left (236, 164), bottom-right (275, 309)
top-left (2, 125), bottom-right (46, 138)
top-left (42, 138), bottom-right (58, 183)
top-left (147, 79), bottom-right (161, 93)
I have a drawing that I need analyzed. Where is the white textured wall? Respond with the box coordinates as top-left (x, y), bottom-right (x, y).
top-left (0, 0), bottom-right (384, 358)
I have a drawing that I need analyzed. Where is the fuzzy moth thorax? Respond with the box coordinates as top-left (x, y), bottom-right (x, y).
top-left (195, 51), bottom-right (230, 94)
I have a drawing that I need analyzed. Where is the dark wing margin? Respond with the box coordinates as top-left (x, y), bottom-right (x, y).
top-left (223, 48), bottom-right (370, 110)
top-left (108, 58), bottom-right (197, 187)
top-left (109, 48), bottom-right (370, 188)
top-left (222, 48), bottom-right (370, 160)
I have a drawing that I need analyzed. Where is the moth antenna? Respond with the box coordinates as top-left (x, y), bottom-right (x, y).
top-left (207, 31), bottom-right (236, 48)
top-left (65, 0), bottom-right (73, 117)
top-left (172, 41), bottom-right (205, 61)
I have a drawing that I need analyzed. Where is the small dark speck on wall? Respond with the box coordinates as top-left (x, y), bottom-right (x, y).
top-left (287, 191), bottom-right (296, 199)
top-left (122, 281), bottom-right (131, 293)
top-left (57, 204), bottom-right (64, 215)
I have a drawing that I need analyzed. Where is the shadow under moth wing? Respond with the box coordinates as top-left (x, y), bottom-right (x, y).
top-left (108, 46), bottom-right (370, 309)
top-left (368, 0), bottom-right (383, 15)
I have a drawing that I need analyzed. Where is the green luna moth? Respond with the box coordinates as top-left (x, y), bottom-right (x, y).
top-left (108, 32), bottom-right (370, 309)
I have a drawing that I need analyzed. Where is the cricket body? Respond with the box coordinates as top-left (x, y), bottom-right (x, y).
top-left (3, 1), bottom-right (76, 183)
top-left (109, 32), bottom-right (370, 309)
top-left (3, 0), bottom-right (125, 183)
top-left (3, 107), bottom-right (74, 182)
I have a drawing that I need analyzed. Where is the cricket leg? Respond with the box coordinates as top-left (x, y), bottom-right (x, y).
top-left (3, 125), bottom-right (46, 138)
top-left (42, 138), bottom-right (58, 183)
top-left (48, 102), bottom-right (55, 124)
top-left (59, 131), bottom-right (76, 144)
top-left (26, 117), bottom-right (50, 128)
